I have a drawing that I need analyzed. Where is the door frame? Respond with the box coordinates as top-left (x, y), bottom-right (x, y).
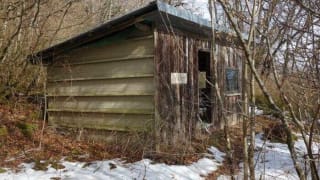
top-left (197, 49), bottom-right (213, 123)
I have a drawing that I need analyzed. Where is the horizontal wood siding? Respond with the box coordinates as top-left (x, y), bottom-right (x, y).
top-left (47, 77), bottom-right (154, 96)
top-left (47, 27), bottom-right (154, 132)
top-left (64, 37), bottom-right (153, 63)
top-left (48, 112), bottom-right (153, 131)
top-left (47, 58), bottom-right (154, 81)
top-left (48, 96), bottom-right (154, 114)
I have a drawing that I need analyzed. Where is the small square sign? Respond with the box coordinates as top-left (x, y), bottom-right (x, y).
top-left (171, 73), bottom-right (187, 84)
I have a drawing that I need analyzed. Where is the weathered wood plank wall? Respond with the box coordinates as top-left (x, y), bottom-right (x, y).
top-left (154, 29), bottom-right (243, 145)
top-left (214, 43), bottom-right (243, 127)
top-left (154, 30), bottom-right (208, 145)
top-left (46, 27), bottom-right (155, 132)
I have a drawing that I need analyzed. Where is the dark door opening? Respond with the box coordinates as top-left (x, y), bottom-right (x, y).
top-left (198, 51), bottom-right (212, 123)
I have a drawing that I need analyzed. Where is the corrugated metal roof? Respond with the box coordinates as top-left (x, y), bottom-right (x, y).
top-left (29, 0), bottom-right (236, 62)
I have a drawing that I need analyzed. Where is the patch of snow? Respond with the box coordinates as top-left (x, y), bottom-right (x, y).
top-left (255, 109), bottom-right (264, 116)
top-left (252, 134), bottom-right (299, 179)
top-left (218, 133), bottom-right (320, 180)
top-left (249, 106), bottom-right (264, 115)
top-left (0, 147), bottom-right (225, 180)
top-left (208, 147), bottom-right (225, 163)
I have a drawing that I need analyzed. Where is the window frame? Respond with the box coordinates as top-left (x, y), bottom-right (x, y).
top-left (225, 67), bottom-right (240, 94)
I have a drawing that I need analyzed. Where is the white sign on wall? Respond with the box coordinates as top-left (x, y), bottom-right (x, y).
top-left (171, 73), bottom-right (187, 85)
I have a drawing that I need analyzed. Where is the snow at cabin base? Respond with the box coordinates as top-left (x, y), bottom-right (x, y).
top-left (0, 147), bottom-right (225, 180)
top-left (1, 134), bottom-right (319, 180)
top-left (218, 134), bottom-right (320, 180)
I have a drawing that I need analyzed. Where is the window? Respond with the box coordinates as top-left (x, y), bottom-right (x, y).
top-left (225, 68), bottom-right (239, 92)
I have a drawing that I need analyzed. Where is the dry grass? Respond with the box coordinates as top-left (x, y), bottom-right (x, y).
top-left (0, 103), bottom-right (216, 170)
top-left (0, 103), bottom-right (144, 169)
top-left (1, 101), bottom-right (291, 178)
top-left (205, 125), bottom-right (245, 179)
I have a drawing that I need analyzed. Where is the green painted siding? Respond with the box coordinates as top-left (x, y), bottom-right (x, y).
top-left (48, 112), bottom-right (153, 131)
top-left (48, 58), bottom-right (154, 81)
top-left (47, 27), bottom-right (155, 132)
top-left (47, 77), bottom-right (154, 96)
top-left (54, 35), bottom-right (154, 64)
top-left (48, 96), bottom-right (154, 114)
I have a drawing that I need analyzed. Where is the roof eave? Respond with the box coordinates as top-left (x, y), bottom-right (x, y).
top-left (28, 1), bottom-right (159, 63)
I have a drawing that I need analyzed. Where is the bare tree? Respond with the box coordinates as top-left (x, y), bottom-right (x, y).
top-left (208, 0), bottom-right (235, 179)
top-left (215, 0), bottom-right (320, 179)
top-left (0, 0), bottom-right (130, 100)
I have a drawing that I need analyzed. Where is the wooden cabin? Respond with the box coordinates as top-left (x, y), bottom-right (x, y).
top-left (30, 1), bottom-right (243, 146)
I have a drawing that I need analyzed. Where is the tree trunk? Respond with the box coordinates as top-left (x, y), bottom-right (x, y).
top-left (209, 0), bottom-right (234, 179)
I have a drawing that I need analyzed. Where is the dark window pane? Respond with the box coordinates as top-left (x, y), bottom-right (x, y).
top-left (226, 69), bottom-right (239, 92)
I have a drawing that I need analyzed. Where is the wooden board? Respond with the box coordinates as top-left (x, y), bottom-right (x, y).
top-left (48, 112), bottom-right (153, 131)
top-left (56, 37), bottom-right (154, 64)
top-left (47, 77), bottom-right (155, 96)
top-left (47, 58), bottom-right (154, 81)
top-left (48, 96), bottom-right (154, 114)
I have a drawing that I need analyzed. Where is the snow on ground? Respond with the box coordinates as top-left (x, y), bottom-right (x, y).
top-left (219, 133), bottom-right (320, 180)
top-left (0, 147), bottom-right (225, 180)
top-left (255, 109), bottom-right (263, 116)
top-left (249, 107), bottom-right (264, 116)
